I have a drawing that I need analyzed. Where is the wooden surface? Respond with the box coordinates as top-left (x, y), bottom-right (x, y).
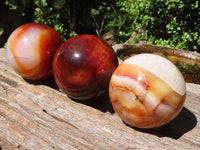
top-left (0, 48), bottom-right (200, 150)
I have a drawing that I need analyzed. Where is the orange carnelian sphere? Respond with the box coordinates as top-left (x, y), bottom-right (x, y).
top-left (109, 54), bottom-right (186, 128)
top-left (6, 23), bottom-right (62, 80)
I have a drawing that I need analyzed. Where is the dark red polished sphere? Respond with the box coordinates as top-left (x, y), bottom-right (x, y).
top-left (53, 34), bottom-right (118, 100)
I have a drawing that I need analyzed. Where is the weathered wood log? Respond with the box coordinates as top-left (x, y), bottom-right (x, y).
top-left (112, 43), bottom-right (200, 63)
top-left (0, 47), bottom-right (200, 150)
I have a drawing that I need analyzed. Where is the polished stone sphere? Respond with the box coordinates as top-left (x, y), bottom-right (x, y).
top-left (53, 34), bottom-right (118, 100)
top-left (6, 23), bottom-right (62, 80)
top-left (109, 54), bottom-right (186, 128)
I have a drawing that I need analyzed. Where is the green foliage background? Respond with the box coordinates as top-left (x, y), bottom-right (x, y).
top-left (1, 0), bottom-right (200, 52)
top-left (110, 0), bottom-right (200, 52)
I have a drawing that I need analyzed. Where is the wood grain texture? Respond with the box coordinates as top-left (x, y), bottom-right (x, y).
top-left (0, 48), bottom-right (200, 150)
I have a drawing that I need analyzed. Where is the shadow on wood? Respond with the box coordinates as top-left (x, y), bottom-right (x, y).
top-left (73, 92), bottom-right (115, 114)
top-left (24, 76), bottom-right (59, 90)
top-left (25, 78), bottom-right (115, 114)
top-left (128, 107), bottom-right (197, 139)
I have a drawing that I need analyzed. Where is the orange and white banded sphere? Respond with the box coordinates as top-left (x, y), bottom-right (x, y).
top-left (109, 54), bottom-right (186, 128)
top-left (6, 23), bottom-right (62, 80)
